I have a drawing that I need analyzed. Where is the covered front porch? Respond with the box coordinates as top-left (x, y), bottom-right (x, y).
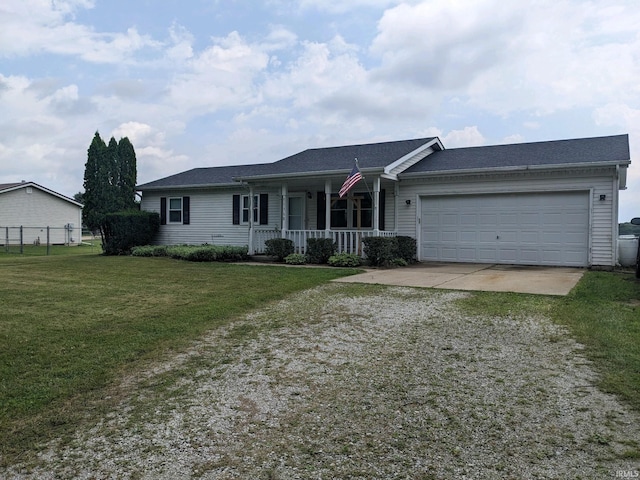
top-left (252, 228), bottom-right (397, 255)
top-left (243, 174), bottom-right (402, 255)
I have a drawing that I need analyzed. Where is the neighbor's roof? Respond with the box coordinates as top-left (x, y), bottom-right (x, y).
top-left (136, 137), bottom-right (437, 189)
top-left (0, 181), bottom-right (83, 206)
top-left (402, 134), bottom-right (630, 176)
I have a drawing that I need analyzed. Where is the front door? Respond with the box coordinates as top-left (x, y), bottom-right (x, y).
top-left (289, 196), bottom-right (304, 230)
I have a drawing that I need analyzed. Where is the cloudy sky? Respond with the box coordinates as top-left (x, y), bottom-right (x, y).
top-left (1, 0), bottom-right (638, 221)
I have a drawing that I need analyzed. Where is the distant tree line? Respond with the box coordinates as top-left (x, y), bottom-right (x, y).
top-left (81, 131), bottom-right (159, 254)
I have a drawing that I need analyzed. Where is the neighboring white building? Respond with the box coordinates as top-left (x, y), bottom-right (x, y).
top-left (137, 134), bottom-right (631, 268)
top-left (0, 182), bottom-right (83, 245)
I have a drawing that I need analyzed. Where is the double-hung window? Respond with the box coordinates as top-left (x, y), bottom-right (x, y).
top-left (160, 196), bottom-right (190, 225)
top-left (169, 198), bottom-right (182, 223)
top-left (232, 193), bottom-right (268, 225)
top-left (241, 195), bottom-right (259, 224)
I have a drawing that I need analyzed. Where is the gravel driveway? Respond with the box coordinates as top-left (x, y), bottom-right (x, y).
top-left (6, 284), bottom-right (640, 479)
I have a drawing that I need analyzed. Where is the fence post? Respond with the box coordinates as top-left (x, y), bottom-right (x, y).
top-left (20, 226), bottom-right (23, 254)
top-left (47, 226), bottom-right (51, 255)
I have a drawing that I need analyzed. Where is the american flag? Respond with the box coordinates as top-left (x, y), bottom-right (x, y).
top-left (339, 164), bottom-right (363, 198)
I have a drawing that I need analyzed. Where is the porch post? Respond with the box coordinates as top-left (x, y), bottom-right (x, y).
top-left (281, 184), bottom-right (289, 235)
top-left (324, 179), bottom-right (332, 238)
top-left (394, 181), bottom-right (400, 231)
top-left (248, 185), bottom-right (255, 255)
top-left (373, 176), bottom-right (381, 235)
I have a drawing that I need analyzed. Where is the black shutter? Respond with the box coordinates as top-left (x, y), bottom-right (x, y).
top-left (316, 192), bottom-right (326, 230)
top-left (160, 197), bottom-right (167, 225)
top-left (182, 196), bottom-right (190, 225)
top-left (259, 193), bottom-right (268, 225)
top-left (379, 189), bottom-right (385, 231)
top-left (232, 194), bottom-right (240, 225)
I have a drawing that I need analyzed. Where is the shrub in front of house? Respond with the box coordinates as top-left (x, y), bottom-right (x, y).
top-left (362, 236), bottom-right (395, 267)
top-left (131, 244), bottom-right (248, 262)
top-left (306, 238), bottom-right (336, 264)
top-left (101, 210), bottom-right (160, 255)
top-left (285, 253), bottom-right (307, 265)
top-left (362, 236), bottom-right (398, 267)
top-left (264, 238), bottom-right (295, 261)
top-left (328, 253), bottom-right (362, 267)
top-left (131, 245), bottom-right (168, 257)
top-left (395, 236), bottom-right (417, 263)
top-left (362, 236), bottom-right (417, 267)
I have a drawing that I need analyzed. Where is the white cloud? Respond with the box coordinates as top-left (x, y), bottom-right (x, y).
top-left (167, 31), bottom-right (270, 113)
top-left (442, 126), bottom-right (486, 148)
top-left (0, 0), bottom-right (159, 63)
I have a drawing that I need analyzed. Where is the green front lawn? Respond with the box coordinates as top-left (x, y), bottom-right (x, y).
top-left (0, 253), bottom-right (359, 464)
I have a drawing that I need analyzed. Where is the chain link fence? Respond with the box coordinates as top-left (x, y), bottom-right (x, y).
top-left (0, 224), bottom-right (85, 255)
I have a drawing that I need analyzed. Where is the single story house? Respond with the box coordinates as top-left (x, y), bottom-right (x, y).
top-left (0, 181), bottom-right (82, 245)
top-left (137, 134), bottom-right (630, 268)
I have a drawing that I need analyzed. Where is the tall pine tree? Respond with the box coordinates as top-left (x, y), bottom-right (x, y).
top-left (82, 131), bottom-right (138, 233)
top-left (117, 137), bottom-right (137, 210)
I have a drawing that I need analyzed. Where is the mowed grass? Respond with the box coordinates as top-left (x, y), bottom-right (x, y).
top-left (0, 251), bottom-right (359, 464)
top-left (457, 269), bottom-right (640, 412)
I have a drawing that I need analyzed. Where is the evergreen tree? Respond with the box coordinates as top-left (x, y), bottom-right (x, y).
top-left (117, 137), bottom-right (137, 210)
top-left (82, 131), bottom-right (139, 235)
top-left (82, 132), bottom-right (107, 232)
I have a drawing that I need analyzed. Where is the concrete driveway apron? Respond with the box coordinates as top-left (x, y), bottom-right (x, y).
top-left (333, 262), bottom-right (585, 296)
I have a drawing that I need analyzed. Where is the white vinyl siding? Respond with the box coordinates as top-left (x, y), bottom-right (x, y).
top-left (141, 188), bottom-right (280, 246)
top-left (397, 167), bottom-right (620, 267)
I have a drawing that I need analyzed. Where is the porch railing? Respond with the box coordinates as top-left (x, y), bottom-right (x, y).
top-left (252, 229), bottom-right (396, 255)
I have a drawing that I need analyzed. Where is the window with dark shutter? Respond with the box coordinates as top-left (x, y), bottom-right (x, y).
top-left (259, 193), bottom-right (268, 225)
top-left (232, 194), bottom-right (240, 225)
top-left (316, 192), bottom-right (326, 230)
top-left (160, 197), bottom-right (167, 225)
top-left (182, 196), bottom-right (190, 225)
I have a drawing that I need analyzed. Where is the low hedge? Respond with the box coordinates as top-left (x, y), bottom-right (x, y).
top-left (131, 244), bottom-right (248, 262)
top-left (264, 238), bottom-right (295, 261)
top-left (362, 236), bottom-right (417, 267)
top-left (101, 210), bottom-right (160, 255)
top-left (306, 238), bottom-right (336, 264)
top-left (328, 253), bottom-right (362, 267)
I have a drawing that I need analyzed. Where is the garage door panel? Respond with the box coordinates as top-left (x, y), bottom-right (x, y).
top-left (460, 231), bottom-right (476, 242)
top-left (421, 192), bottom-right (589, 266)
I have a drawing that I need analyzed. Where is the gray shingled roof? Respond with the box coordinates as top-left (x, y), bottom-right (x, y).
top-left (136, 138), bottom-right (435, 189)
top-left (136, 163), bottom-right (274, 189)
top-left (137, 134), bottom-right (630, 189)
top-left (0, 182), bottom-right (24, 191)
top-left (402, 134), bottom-right (630, 175)
top-left (254, 137), bottom-right (436, 176)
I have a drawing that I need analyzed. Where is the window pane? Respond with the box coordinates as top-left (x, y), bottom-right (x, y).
top-left (242, 210), bottom-right (249, 223)
top-left (331, 210), bottom-right (347, 228)
top-left (169, 198), bottom-right (182, 209)
top-left (169, 210), bottom-right (182, 222)
top-left (353, 209), bottom-right (372, 228)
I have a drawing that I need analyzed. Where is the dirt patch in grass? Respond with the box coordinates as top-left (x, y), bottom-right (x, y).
top-left (4, 284), bottom-right (640, 479)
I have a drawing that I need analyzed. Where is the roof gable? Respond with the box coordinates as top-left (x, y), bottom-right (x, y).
top-left (0, 182), bottom-right (82, 207)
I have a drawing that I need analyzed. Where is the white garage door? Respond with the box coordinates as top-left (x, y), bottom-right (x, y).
top-left (420, 192), bottom-right (589, 266)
